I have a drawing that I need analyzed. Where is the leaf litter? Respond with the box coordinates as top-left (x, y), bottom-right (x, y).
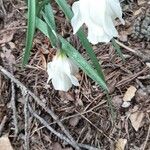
top-left (0, 0), bottom-right (150, 150)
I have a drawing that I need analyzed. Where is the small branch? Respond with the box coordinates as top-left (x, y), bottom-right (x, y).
top-left (0, 26), bottom-right (27, 34)
top-left (0, 65), bottom-right (80, 150)
top-left (11, 76), bottom-right (18, 136)
top-left (78, 143), bottom-right (100, 150)
top-left (28, 104), bottom-right (79, 150)
top-left (141, 125), bottom-right (150, 150)
top-left (115, 40), bottom-right (150, 62)
top-left (28, 104), bottom-right (99, 150)
top-left (24, 94), bottom-right (30, 150)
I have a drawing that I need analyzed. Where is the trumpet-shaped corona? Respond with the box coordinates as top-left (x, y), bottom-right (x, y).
top-left (47, 51), bottom-right (79, 91)
top-left (71, 0), bottom-right (124, 44)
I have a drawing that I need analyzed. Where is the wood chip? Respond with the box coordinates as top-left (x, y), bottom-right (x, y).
top-left (0, 135), bottom-right (14, 150)
top-left (129, 111), bottom-right (144, 131)
top-left (115, 138), bottom-right (127, 150)
top-left (123, 86), bottom-right (137, 102)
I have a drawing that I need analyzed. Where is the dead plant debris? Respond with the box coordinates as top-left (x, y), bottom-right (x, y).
top-left (0, 0), bottom-right (150, 150)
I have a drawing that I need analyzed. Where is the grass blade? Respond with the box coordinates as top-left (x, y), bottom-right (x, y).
top-left (22, 0), bottom-right (36, 66)
top-left (42, 4), bottom-right (60, 48)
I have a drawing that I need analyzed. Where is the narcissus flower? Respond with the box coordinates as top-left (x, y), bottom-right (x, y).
top-left (71, 0), bottom-right (125, 44)
top-left (47, 51), bottom-right (79, 91)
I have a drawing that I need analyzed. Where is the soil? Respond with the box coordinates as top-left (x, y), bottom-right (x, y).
top-left (0, 0), bottom-right (150, 150)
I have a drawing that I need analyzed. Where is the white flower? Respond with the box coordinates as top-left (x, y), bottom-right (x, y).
top-left (71, 0), bottom-right (125, 44)
top-left (47, 51), bottom-right (79, 91)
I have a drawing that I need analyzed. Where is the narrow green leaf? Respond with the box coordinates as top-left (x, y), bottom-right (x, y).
top-left (37, 0), bottom-right (50, 15)
top-left (55, 0), bottom-right (73, 20)
top-left (36, 17), bottom-right (49, 37)
top-left (22, 0), bottom-right (36, 66)
top-left (44, 3), bottom-right (56, 31)
top-left (55, 0), bottom-right (105, 81)
top-left (60, 37), bottom-right (108, 91)
top-left (36, 18), bottom-right (108, 91)
top-left (111, 38), bottom-right (125, 61)
top-left (42, 4), bottom-right (60, 48)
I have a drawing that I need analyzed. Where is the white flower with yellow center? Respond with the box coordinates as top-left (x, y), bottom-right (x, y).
top-left (71, 0), bottom-right (125, 44)
top-left (47, 51), bottom-right (79, 91)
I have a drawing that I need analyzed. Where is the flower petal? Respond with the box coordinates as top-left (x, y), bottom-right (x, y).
top-left (108, 0), bottom-right (125, 24)
top-left (103, 17), bottom-right (118, 38)
top-left (71, 1), bottom-right (84, 34)
top-left (52, 72), bottom-right (72, 92)
top-left (68, 59), bottom-right (79, 75)
top-left (87, 24), bottom-right (111, 44)
top-left (47, 62), bottom-right (53, 83)
top-left (69, 75), bottom-right (79, 86)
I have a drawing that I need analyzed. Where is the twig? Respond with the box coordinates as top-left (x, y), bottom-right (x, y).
top-left (141, 125), bottom-right (150, 150)
top-left (24, 94), bottom-right (30, 150)
top-left (0, 65), bottom-right (80, 150)
top-left (8, 63), bottom-right (18, 136)
top-left (78, 143), bottom-right (100, 150)
top-left (75, 110), bottom-right (113, 141)
top-left (115, 40), bottom-right (149, 61)
top-left (28, 104), bottom-right (99, 150)
top-left (115, 40), bottom-right (137, 54)
top-left (0, 26), bottom-right (27, 34)
top-left (115, 40), bottom-right (150, 62)
top-left (11, 77), bottom-right (18, 136)
top-left (28, 104), bottom-right (79, 150)
top-left (0, 116), bottom-right (7, 136)
top-left (116, 67), bottom-right (148, 87)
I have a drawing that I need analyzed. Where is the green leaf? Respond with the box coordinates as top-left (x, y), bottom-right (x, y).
top-left (36, 17), bottom-right (108, 91)
top-left (44, 3), bottom-right (56, 31)
top-left (42, 4), bottom-right (60, 48)
top-left (37, 0), bottom-right (50, 15)
top-left (60, 37), bottom-right (108, 91)
top-left (22, 0), bottom-right (36, 66)
top-left (111, 38), bottom-right (125, 62)
top-left (55, 0), bottom-right (73, 20)
top-left (55, 0), bottom-right (105, 81)
top-left (36, 17), bottom-right (49, 37)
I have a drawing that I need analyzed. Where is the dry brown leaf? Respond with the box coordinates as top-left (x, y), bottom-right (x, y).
top-left (123, 86), bottom-right (137, 102)
top-left (115, 138), bottom-right (127, 150)
top-left (0, 135), bottom-right (14, 150)
top-left (129, 111), bottom-right (144, 131)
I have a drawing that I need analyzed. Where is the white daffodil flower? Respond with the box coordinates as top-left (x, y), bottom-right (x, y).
top-left (71, 0), bottom-right (125, 44)
top-left (47, 51), bottom-right (79, 92)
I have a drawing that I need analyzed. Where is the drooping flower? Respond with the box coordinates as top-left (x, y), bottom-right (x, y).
top-left (71, 0), bottom-right (125, 44)
top-left (47, 51), bottom-right (79, 91)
